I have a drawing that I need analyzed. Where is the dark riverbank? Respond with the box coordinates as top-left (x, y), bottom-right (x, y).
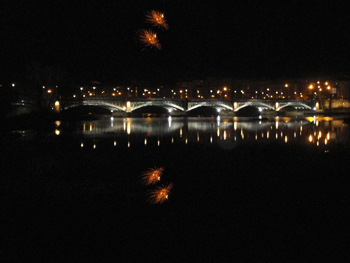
top-left (1, 132), bottom-right (349, 262)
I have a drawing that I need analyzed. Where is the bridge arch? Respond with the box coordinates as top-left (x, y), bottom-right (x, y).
top-left (131, 102), bottom-right (185, 112)
top-left (235, 102), bottom-right (275, 112)
top-left (63, 101), bottom-right (125, 111)
top-left (277, 102), bottom-right (312, 111)
top-left (187, 102), bottom-right (233, 112)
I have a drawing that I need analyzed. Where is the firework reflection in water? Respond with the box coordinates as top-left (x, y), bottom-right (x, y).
top-left (140, 167), bottom-right (164, 185)
top-left (148, 183), bottom-right (173, 204)
top-left (137, 29), bottom-right (161, 50)
top-left (145, 10), bottom-right (169, 30)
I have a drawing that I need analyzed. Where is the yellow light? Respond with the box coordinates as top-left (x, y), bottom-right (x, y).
top-left (55, 129), bottom-right (60, 135)
top-left (325, 82), bottom-right (328, 85)
top-left (180, 128), bottom-right (182, 137)
top-left (223, 87), bottom-right (227, 91)
top-left (47, 89), bottom-right (52, 93)
top-left (309, 135), bottom-right (313, 142)
top-left (285, 84), bottom-right (288, 87)
top-left (73, 95), bottom-right (76, 98)
top-left (327, 132), bottom-right (330, 140)
top-left (309, 85), bottom-right (313, 89)
top-left (285, 136), bottom-right (288, 143)
top-left (217, 127), bottom-right (220, 137)
top-left (127, 121), bottom-right (131, 135)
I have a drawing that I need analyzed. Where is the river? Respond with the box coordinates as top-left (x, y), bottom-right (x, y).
top-left (2, 114), bottom-right (350, 262)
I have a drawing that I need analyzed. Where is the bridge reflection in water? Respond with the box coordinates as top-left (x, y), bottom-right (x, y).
top-left (59, 116), bottom-right (350, 150)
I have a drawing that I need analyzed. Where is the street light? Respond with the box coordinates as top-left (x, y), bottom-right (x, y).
top-left (309, 85), bottom-right (313, 100)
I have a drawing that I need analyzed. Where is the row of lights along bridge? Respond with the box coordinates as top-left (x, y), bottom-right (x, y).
top-left (10, 79), bottom-right (343, 101)
top-left (69, 80), bottom-right (340, 101)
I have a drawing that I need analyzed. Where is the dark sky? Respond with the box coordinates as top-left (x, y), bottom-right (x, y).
top-left (1, 0), bottom-right (350, 85)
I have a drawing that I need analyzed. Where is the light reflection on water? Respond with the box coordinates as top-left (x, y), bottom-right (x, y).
top-left (63, 116), bottom-right (350, 150)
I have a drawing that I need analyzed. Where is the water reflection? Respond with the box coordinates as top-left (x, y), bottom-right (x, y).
top-left (61, 116), bottom-right (350, 150)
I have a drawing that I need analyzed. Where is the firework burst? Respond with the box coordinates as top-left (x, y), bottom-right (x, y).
top-left (137, 29), bottom-right (161, 50)
top-left (140, 167), bottom-right (164, 185)
top-left (145, 10), bottom-right (169, 30)
top-left (148, 183), bottom-right (173, 204)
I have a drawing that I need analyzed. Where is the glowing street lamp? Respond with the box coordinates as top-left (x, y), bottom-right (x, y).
top-left (309, 85), bottom-right (314, 100)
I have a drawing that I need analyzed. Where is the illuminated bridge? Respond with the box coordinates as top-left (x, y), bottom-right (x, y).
top-left (60, 98), bottom-right (317, 113)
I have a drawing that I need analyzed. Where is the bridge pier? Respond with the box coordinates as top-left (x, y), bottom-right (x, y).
top-left (126, 101), bottom-right (131, 113)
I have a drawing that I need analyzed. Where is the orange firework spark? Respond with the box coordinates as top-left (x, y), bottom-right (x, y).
top-left (145, 10), bottom-right (169, 30)
top-left (137, 29), bottom-right (161, 50)
top-left (140, 167), bottom-right (164, 185)
top-left (148, 183), bottom-right (173, 204)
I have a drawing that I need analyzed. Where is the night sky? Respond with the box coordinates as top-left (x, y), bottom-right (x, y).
top-left (1, 0), bottom-right (350, 85)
